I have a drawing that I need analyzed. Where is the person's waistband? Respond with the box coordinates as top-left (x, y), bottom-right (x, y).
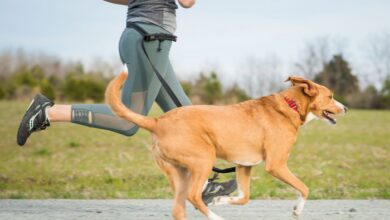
top-left (126, 22), bottom-right (177, 42)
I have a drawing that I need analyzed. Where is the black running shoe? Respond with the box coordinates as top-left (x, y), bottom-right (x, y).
top-left (16, 94), bottom-right (54, 146)
top-left (202, 177), bottom-right (237, 205)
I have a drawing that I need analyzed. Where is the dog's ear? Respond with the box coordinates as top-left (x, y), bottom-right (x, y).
top-left (285, 76), bottom-right (318, 97)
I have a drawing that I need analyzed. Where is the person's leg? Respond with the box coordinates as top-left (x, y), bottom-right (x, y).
top-left (17, 22), bottom-right (177, 146)
top-left (70, 103), bottom-right (139, 136)
top-left (73, 60), bottom-right (188, 133)
top-left (16, 23), bottom-right (163, 145)
top-left (155, 61), bottom-right (191, 112)
top-left (47, 104), bottom-right (132, 134)
top-left (47, 105), bottom-right (71, 122)
top-left (69, 23), bottom-right (173, 136)
top-left (60, 23), bottom-right (174, 133)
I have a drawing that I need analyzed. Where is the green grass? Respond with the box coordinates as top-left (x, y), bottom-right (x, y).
top-left (0, 101), bottom-right (389, 199)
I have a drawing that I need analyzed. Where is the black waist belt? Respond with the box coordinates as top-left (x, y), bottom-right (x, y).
top-left (127, 22), bottom-right (177, 42)
top-left (126, 22), bottom-right (236, 174)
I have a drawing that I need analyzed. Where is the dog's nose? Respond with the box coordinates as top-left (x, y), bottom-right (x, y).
top-left (343, 106), bottom-right (348, 113)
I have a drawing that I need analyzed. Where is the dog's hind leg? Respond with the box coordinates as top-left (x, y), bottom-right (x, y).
top-left (155, 158), bottom-right (190, 220)
top-left (187, 160), bottom-right (224, 220)
top-left (211, 165), bottom-right (252, 206)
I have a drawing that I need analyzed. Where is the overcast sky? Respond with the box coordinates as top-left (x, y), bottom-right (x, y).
top-left (1, 0), bottom-right (389, 84)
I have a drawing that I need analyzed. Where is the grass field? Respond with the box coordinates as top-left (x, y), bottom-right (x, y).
top-left (0, 101), bottom-right (389, 199)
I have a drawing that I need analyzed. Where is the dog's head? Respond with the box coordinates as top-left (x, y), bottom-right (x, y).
top-left (286, 76), bottom-right (348, 124)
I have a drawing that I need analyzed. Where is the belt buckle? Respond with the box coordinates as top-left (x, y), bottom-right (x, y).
top-left (144, 35), bottom-right (156, 41)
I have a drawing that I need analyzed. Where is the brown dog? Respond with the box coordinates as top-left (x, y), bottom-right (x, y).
top-left (105, 72), bottom-right (347, 220)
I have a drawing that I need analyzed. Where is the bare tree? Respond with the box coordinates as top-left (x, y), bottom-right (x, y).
top-left (239, 55), bottom-right (284, 98)
top-left (0, 50), bottom-right (12, 77)
top-left (0, 48), bottom-right (124, 79)
top-left (0, 49), bottom-right (64, 77)
top-left (366, 32), bottom-right (390, 83)
top-left (240, 56), bottom-right (257, 98)
top-left (88, 56), bottom-right (123, 77)
top-left (294, 36), bottom-right (348, 80)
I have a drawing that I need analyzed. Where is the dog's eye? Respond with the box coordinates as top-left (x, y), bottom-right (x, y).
top-left (329, 95), bottom-right (333, 99)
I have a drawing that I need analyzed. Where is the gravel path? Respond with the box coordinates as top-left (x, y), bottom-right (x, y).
top-left (0, 200), bottom-right (389, 220)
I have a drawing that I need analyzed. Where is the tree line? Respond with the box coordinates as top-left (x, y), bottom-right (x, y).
top-left (0, 48), bottom-right (390, 109)
top-left (314, 54), bottom-right (390, 109)
top-left (0, 50), bottom-right (248, 104)
top-left (0, 63), bottom-right (108, 102)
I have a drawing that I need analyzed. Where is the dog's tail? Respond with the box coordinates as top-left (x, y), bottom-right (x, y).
top-left (105, 71), bottom-right (157, 132)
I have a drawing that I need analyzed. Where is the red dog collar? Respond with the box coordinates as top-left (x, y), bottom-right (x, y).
top-left (284, 97), bottom-right (299, 113)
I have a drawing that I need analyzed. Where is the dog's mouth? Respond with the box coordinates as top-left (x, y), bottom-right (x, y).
top-left (322, 110), bottom-right (336, 124)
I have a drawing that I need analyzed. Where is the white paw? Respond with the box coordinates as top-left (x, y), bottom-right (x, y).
top-left (210, 196), bottom-right (230, 206)
top-left (208, 210), bottom-right (225, 220)
top-left (292, 205), bottom-right (301, 218)
top-left (292, 196), bottom-right (306, 218)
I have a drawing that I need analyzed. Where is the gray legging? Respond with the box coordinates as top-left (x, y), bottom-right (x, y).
top-left (71, 22), bottom-right (191, 136)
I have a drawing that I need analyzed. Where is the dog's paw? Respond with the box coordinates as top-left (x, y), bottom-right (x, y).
top-left (208, 211), bottom-right (225, 220)
top-left (210, 196), bottom-right (230, 206)
top-left (292, 196), bottom-right (306, 218)
top-left (292, 206), bottom-right (301, 219)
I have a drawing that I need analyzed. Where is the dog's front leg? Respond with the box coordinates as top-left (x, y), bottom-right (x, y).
top-left (211, 165), bottom-right (252, 206)
top-left (265, 163), bottom-right (309, 217)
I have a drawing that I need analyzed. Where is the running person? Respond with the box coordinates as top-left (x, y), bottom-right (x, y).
top-left (16, 0), bottom-right (236, 204)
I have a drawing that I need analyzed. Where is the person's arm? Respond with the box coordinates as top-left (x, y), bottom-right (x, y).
top-left (103, 0), bottom-right (128, 6)
top-left (178, 0), bottom-right (196, 8)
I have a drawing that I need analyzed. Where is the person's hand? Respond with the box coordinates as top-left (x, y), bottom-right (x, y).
top-left (178, 0), bottom-right (196, 8)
